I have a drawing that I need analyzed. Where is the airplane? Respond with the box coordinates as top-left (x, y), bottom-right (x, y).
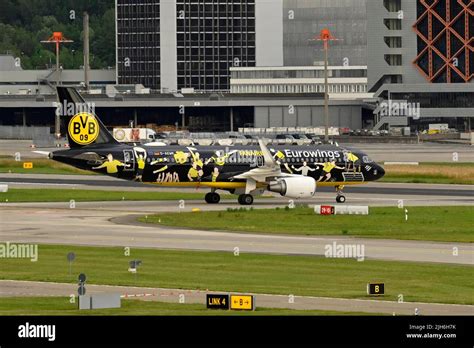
top-left (47, 87), bottom-right (385, 205)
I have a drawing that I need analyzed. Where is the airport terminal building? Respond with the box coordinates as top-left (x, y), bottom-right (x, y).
top-left (114, 0), bottom-right (371, 129)
top-left (116, 0), bottom-right (280, 92)
top-left (115, 0), bottom-right (368, 92)
top-left (0, 0), bottom-right (371, 132)
top-left (0, 0), bottom-right (471, 134)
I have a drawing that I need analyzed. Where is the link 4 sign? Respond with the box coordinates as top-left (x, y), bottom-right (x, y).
top-left (206, 294), bottom-right (229, 310)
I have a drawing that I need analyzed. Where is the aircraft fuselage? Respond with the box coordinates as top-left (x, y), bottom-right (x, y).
top-left (52, 143), bottom-right (385, 191)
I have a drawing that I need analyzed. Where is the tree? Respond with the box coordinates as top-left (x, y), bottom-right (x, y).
top-left (0, 0), bottom-right (115, 69)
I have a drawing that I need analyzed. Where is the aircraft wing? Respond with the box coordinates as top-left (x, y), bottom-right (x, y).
top-left (231, 139), bottom-right (293, 183)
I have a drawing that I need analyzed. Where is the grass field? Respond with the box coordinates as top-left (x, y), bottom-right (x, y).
top-left (0, 158), bottom-right (91, 175)
top-left (0, 297), bottom-right (378, 316)
top-left (382, 162), bottom-right (474, 185)
top-left (0, 245), bottom-right (472, 305)
top-left (0, 188), bottom-right (234, 203)
top-left (140, 206), bottom-right (474, 243)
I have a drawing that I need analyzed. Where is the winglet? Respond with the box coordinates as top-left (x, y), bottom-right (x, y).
top-left (258, 138), bottom-right (277, 168)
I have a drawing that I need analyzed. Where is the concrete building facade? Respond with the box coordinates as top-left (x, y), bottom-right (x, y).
top-left (283, 0), bottom-right (367, 67)
top-left (230, 65), bottom-right (371, 99)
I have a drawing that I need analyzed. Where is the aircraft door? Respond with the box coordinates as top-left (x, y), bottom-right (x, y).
top-left (122, 149), bottom-right (135, 171)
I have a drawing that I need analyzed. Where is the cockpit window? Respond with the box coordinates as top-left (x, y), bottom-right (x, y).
top-left (363, 156), bottom-right (373, 163)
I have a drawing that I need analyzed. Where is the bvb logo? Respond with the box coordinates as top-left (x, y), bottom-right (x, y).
top-left (68, 112), bottom-right (99, 145)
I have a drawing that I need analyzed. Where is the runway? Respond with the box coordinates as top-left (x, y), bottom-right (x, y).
top-left (1, 177), bottom-right (473, 315)
top-left (2, 173), bottom-right (474, 200)
top-left (0, 200), bottom-right (472, 265)
top-left (1, 280), bottom-right (473, 315)
top-left (1, 174), bottom-right (473, 264)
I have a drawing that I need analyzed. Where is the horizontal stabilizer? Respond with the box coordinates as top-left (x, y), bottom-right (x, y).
top-left (32, 151), bottom-right (51, 157)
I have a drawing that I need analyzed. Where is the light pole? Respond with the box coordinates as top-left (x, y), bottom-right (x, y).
top-left (310, 29), bottom-right (339, 143)
top-left (83, 12), bottom-right (90, 92)
top-left (41, 32), bottom-right (73, 86)
top-left (41, 32), bottom-right (73, 145)
top-left (323, 37), bottom-right (329, 142)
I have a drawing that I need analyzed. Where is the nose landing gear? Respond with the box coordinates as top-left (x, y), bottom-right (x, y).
top-left (335, 185), bottom-right (346, 204)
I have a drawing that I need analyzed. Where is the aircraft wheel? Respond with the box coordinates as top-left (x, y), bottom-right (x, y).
top-left (238, 194), bottom-right (254, 205)
top-left (336, 195), bottom-right (346, 204)
top-left (205, 192), bottom-right (220, 204)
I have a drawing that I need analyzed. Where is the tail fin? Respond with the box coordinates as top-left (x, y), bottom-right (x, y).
top-left (56, 87), bottom-right (118, 148)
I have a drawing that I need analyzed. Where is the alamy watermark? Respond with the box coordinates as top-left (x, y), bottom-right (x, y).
top-left (324, 241), bottom-right (365, 262)
top-left (18, 322), bottom-right (55, 341)
top-left (0, 242), bottom-right (38, 262)
top-left (379, 100), bottom-right (420, 120)
top-left (53, 101), bottom-right (96, 117)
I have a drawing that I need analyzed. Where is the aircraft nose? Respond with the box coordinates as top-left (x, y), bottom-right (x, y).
top-left (376, 164), bottom-right (385, 179)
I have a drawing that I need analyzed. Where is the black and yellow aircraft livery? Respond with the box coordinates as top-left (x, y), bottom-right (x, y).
top-left (51, 87), bottom-right (385, 205)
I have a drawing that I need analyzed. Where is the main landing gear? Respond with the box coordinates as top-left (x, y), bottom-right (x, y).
top-left (205, 192), bottom-right (254, 205)
top-left (205, 192), bottom-right (220, 204)
top-left (238, 194), bottom-right (254, 205)
top-left (335, 185), bottom-right (346, 204)
top-left (205, 180), bottom-right (256, 206)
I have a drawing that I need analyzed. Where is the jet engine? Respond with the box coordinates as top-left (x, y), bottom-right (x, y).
top-left (268, 176), bottom-right (316, 198)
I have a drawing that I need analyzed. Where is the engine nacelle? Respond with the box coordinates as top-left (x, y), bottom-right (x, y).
top-left (268, 176), bottom-right (316, 198)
